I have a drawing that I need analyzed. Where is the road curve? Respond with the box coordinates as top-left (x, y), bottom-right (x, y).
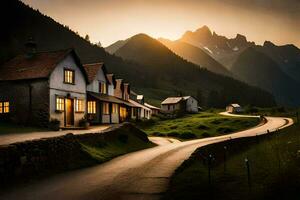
top-left (0, 114), bottom-right (293, 200)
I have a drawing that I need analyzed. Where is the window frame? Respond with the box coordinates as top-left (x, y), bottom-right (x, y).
top-left (55, 96), bottom-right (65, 112)
top-left (112, 103), bottom-right (118, 114)
top-left (0, 101), bottom-right (10, 114)
top-left (99, 82), bottom-right (107, 94)
top-left (63, 68), bottom-right (75, 85)
top-left (75, 98), bottom-right (85, 113)
top-left (102, 102), bottom-right (110, 115)
top-left (87, 101), bottom-right (96, 114)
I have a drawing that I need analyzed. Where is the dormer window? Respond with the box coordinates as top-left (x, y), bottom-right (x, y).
top-left (64, 69), bottom-right (75, 84)
top-left (99, 82), bottom-right (107, 94)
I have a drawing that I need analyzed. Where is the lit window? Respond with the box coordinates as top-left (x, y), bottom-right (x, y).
top-left (56, 97), bottom-right (64, 111)
top-left (102, 102), bottom-right (109, 115)
top-left (99, 82), bottom-right (107, 94)
top-left (75, 99), bottom-right (84, 112)
top-left (0, 101), bottom-right (9, 113)
top-left (64, 69), bottom-right (75, 84)
top-left (112, 104), bottom-right (118, 114)
top-left (88, 101), bottom-right (96, 114)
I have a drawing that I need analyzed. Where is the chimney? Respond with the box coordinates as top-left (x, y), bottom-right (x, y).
top-left (25, 37), bottom-right (37, 58)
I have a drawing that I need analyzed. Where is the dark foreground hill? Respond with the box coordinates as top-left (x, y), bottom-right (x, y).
top-left (0, 0), bottom-right (275, 107)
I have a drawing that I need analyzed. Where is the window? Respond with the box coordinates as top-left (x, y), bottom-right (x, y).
top-left (75, 99), bottom-right (84, 112)
top-left (64, 69), bottom-right (75, 84)
top-left (0, 101), bottom-right (9, 113)
top-left (112, 103), bottom-right (118, 114)
top-left (102, 102), bottom-right (109, 115)
top-left (99, 82), bottom-right (107, 94)
top-left (56, 97), bottom-right (64, 111)
top-left (88, 101), bottom-right (96, 114)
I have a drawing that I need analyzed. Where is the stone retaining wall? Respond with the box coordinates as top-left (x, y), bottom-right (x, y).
top-left (0, 123), bottom-right (149, 185)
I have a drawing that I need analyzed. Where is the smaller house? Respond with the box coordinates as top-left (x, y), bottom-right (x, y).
top-left (129, 99), bottom-right (151, 120)
top-left (161, 96), bottom-right (198, 113)
top-left (226, 104), bottom-right (243, 113)
top-left (144, 103), bottom-right (160, 115)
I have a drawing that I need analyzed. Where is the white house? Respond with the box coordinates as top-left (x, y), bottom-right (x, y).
top-left (0, 48), bottom-right (89, 127)
top-left (226, 104), bottom-right (243, 113)
top-left (84, 63), bottom-right (135, 124)
top-left (183, 96), bottom-right (198, 113)
top-left (129, 99), bottom-right (152, 120)
top-left (161, 96), bottom-right (198, 113)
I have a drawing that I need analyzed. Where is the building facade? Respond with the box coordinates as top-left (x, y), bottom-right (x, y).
top-left (0, 49), bottom-right (88, 127)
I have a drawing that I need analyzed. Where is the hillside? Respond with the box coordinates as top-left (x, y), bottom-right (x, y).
top-left (114, 34), bottom-right (275, 107)
top-left (232, 47), bottom-right (300, 106)
top-left (256, 41), bottom-right (300, 83)
top-left (0, 0), bottom-right (275, 107)
top-left (158, 38), bottom-right (232, 76)
top-left (105, 40), bottom-right (128, 54)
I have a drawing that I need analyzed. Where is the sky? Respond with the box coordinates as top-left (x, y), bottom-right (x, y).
top-left (22, 0), bottom-right (300, 47)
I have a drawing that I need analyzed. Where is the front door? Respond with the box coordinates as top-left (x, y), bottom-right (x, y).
top-left (65, 98), bottom-right (74, 126)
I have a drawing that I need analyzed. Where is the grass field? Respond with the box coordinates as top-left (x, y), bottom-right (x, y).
top-left (139, 111), bottom-right (260, 140)
top-left (164, 124), bottom-right (300, 200)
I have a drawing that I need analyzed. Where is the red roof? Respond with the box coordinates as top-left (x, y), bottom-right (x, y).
top-left (0, 49), bottom-right (88, 82)
top-left (83, 63), bottom-right (104, 83)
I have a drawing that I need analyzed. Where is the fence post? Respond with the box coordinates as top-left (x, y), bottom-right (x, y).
top-left (223, 146), bottom-right (227, 173)
top-left (245, 157), bottom-right (251, 189)
top-left (208, 154), bottom-right (212, 185)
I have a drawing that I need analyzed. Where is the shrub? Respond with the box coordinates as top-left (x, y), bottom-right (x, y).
top-left (202, 132), bottom-right (210, 138)
top-left (167, 132), bottom-right (180, 137)
top-left (217, 127), bottom-right (233, 134)
top-left (49, 118), bottom-right (60, 131)
top-left (170, 125), bottom-right (178, 130)
top-left (180, 132), bottom-right (196, 139)
top-left (197, 124), bottom-right (209, 130)
top-left (79, 118), bottom-right (89, 128)
top-left (152, 132), bottom-right (165, 137)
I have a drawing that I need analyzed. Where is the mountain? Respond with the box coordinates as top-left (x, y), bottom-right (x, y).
top-left (105, 40), bottom-right (128, 54)
top-left (113, 33), bottom-right (275, 107)
top-left (179, 26), bottom-right (255, 69)
top-left (0, 0), bottom-right (276, 107)
top-left (231, 47), bottom-right (300, 106)
top-left (256, 41), bottom-right (300, 82)
top-left (158, 38), bottom-right (232, 76)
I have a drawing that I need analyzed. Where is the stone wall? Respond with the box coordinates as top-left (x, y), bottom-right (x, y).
top-left (0, 123), bottom-right (149, 186)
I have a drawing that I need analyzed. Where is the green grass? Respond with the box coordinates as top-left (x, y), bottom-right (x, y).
top-left (81, 132), bottom-right (155, 163)
top-left (139, 111), bottom-right (260, 140)
top-left (164, 124), bottom-right (300, 200)
top-left (0, 122), bottom-right (48, 134)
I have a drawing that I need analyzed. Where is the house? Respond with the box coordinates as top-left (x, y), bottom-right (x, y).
top-left (0, 47), bottom-right (89, 127)
top-left (183, 96), bottom-right (198, 113)
top-left (129, 99), bottom-right (151, 120)
top-left (161, 97), bottom-right (185, 113)
top-left (161, 96), bottom-right (198, 113)
top-left (144, 103), bottom-right (160, 115)
top-left (83, 63), bottom-right (135, 124)
top-left (226, 104), bottom-right (243, 113)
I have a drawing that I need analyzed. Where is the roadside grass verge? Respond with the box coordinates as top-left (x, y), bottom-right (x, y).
top-left (0, 122), bottom-right (48, 134)
top-left (138, 112), bottom-right (260, 140)
top-left (81, 132), bottom-right (155, 163)
top-left (164, 124), bottom-right (300, 200)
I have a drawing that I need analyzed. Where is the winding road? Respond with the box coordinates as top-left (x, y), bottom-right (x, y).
top-left (0, 114), bottom-right (293, 200)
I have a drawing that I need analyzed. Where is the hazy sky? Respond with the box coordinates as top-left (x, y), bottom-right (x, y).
top-left (22, 0), bottom-right (300, 47)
